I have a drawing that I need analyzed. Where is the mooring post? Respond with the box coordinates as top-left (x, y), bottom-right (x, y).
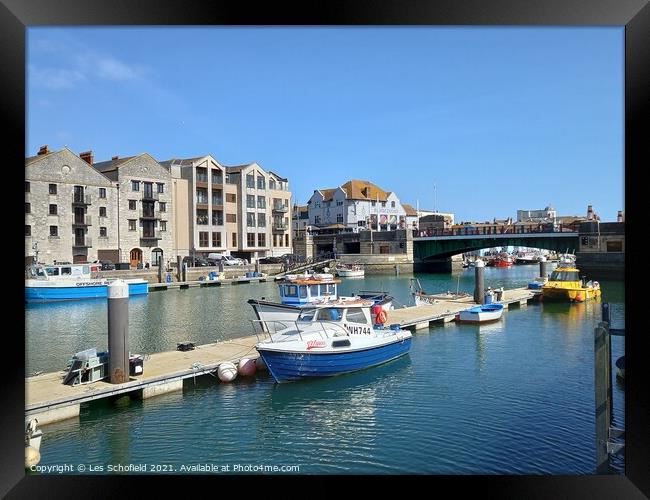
top-left (594, 323), bottom-right (611, 473)
top-left (176, 256), bottom-right (182, 281)
top-left (539, 256), bottom-right (547, 279)
top-left (108, 280), bottom-right (130, 384)
top-left (182, 262), bottom-right (187, 282)
top-left (473, 258), bottom-right (485, 304)
top-left (157, 261), bottom-right (163, 283)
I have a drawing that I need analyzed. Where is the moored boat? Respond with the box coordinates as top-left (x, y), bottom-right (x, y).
top-left (409, 278), bottom-right (471, 306)
top-left (254, 301), bottom-right (412, 383)
top-left (541, 261), bottom-right (601, 302)
top-left (455, 303), bottom-right (504, 323)
top-left (336, 263), bottom-right (365, 278)
top-left (25, 264), bottom-right (148, 303)
top-left (248, 272), bottom-right (392, 325)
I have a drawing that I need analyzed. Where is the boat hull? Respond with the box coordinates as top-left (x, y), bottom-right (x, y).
top-left (456, 305), bottom-right (504, 323)
top-left (25, 280), bottom-right (148, 303)
top-left (337, 270), bottom-right (365, 277)
top-left (257, 337), bottom-right (412, 383)
top-left (541, 286), bottom-right (601, 302)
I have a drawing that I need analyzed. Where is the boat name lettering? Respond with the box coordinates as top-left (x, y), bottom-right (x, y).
top-left (306, 340), bottom-right (327, 350)
top-left (75, 281), bottom-right (107, 287)
top-left (346, 325), bottom-right (371, 335)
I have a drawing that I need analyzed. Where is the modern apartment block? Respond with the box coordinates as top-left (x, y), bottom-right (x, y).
top-left (160, 157), bottom-right (292, 262)
top-left (93, 153), bottom-right (174, 268)
top-left (25, 146), bottom-right (119, 265)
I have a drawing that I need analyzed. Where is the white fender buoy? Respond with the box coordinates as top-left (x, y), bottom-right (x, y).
top-left (217, 362), bottom-right (238, 382)
top-left (255, 357), bottom-right (267, 371)
top-left (25, 446), bottom-right (40, 468)
top-left (238, 358), bottom-right (256, 377)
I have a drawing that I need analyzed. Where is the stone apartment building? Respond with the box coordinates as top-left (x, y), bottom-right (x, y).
top-left (25, 146), bottom-right (119, 265)
top-left (160, 157), bottom-right (292, 262)
top-left (93, 153), bottom-right (174, 268)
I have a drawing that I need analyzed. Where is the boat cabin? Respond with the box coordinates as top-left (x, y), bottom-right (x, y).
top-left (549, 268), bottom-right (580, 283)
top-left (26, 264), bottom-right (92, 280)
top-left (296, 304), bottom-right (374, 335)
top-left (278, 274), bottom-right (341, 305)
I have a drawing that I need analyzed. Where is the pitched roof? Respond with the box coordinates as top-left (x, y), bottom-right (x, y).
top-left (402, 203), bottom-right (418, 216)
top-left (316, 180), bottom-right (390, 202)
top-left (93, 156), bottom-right (137, 173)
top-left (158, 157), bottom-right (208, 169)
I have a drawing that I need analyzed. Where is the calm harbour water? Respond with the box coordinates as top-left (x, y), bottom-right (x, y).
top-left (26, 265), bottom-right (625, 474)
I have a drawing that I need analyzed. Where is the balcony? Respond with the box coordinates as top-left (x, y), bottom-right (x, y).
top-left (142, 191), bottom-right (160, 202)
top-left (140, 230), bottom-right (162, 241)
top-left (272, 204), bottom-right (288, 213)
top-left (73, 236), bottom-right (92, 248)
top-left (72, 193), bottom-right (91, 206)
top-left (212, 218), bottom-right (224, 226)
top-left (72, 215), bottom-right (92, 227)
top-left (272, 222), bottom-right (288, 232)
top-left (196, 198), bottom-right (209, 208)
top-left (211, 198), bottom-right (224, 207)
top-left (211, 176), bottom-right (223, 185)
top-left (139, 208), bottom-right (161, 220)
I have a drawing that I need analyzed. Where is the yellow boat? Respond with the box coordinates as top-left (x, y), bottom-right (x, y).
top-left (541, 263), bottom-right (601, 302)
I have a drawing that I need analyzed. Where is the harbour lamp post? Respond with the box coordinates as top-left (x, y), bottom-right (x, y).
top-left (32, 241), bottom-right (39, 264)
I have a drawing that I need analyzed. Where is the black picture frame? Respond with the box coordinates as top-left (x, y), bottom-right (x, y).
top-left (3, 0), bottom-right (647, 497)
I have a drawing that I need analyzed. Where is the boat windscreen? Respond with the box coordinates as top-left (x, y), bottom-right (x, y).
top-left (550, 270), bottom-right (580, 282)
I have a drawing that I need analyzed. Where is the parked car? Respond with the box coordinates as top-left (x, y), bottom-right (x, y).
top-left (183, 256), bottom-right (210, 267)
top-left (207, 253), bottom-right (243, 266)
top-left (258, 256), bottom-right (284, 264)
top-left (100, 260), bottom-right (115, 271)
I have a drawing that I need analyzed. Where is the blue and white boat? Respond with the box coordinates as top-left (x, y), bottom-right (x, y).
top-left (254, 300), bottom-right (412, 383)
top-left (248, 272), bottom-right (393, 326)
top-left (456, 303), bottom-right (504, 323)
top-left (25, 264), bottom-right (148, 303)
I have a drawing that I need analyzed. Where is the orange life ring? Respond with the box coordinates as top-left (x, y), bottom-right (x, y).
top-left (376, 309), bottom-right (388, 324)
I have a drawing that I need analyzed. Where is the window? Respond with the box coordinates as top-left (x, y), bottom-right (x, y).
top-left (381, 202), bottom-right (386, 207)
top-left (49, 226), bottom-right (58, 237)
top-left (315, 201), bottom-right (320, 208)
top-left (25, 203), bottom-right (31, 214)
top-left (247, 233), bottom-right (255, 247)
top-left (99, 188), bottom-right (106, 199)
top-left (196, 189), bottom-right (208, 204)
top-left (226, 213), bottom-right (237, 223)
top-left (49, 204), bottom-right (58, 215)
top-left (197, 209), bottom-right (209, 225)
top-left (159, 202), bottom-right (166, 212)
top-left (25, 181), bottom-right (30, 192)
top-left (49, 184), bottom-right (57, 195)
top-left (371, 201), bottom-right (376, 207)
top-left (160, 221), bottom-right (167, 232)
top-left (314, 215), bottom-right (321, 224)
top-left (226, 193), bottom-right (237, 203)
top-left (337, 214), bottom-right (343, 223)
top-left (246, 195), bottom-right (255, 208)
top-left (99, 207), bottom-right (107, 217)
top-left (232, 232), bottom-right (237, 246)
top-left (257, 176), bottom-right (266, 190)
top-left (100, 227), bottom-right (107, 237)
top-left (25, 225), bottom-right (31, 236)
top-left (212, 232), bottom-right (222, 247)
top-left (131, 180), bottom-right (140, 191)
top-left (157, 183), bottom-right (164, 193)
top-left (257, 196), bottom-right (266, 209)
top-left (337, 200), bottom-right (343, 206)
top-left (129, 200), bottom-right (137, 210)
top-left (346, 308), bottom-right (367, 324)
top-left (199, 232), bottom-right (209, 247)
top-left (247, 212), bottom-right (256, 227)
top-left (212, 210), bottom-right (224, 225)
top-left (128, 219), bottom-right (137, 231)
top-left (258, 233), bottom-right (266, 247)
top-left (285, 234), bottom-right (289, 247)
top-left (269, 179), bottom-right (276, 190)
top-left (246, 174), bottom-right (255, 188)
top-left (258, 214), bottom-right (266, 227)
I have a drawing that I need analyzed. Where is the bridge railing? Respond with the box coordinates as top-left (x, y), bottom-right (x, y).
top-left (413, 224), bottom-right (576, 238)
top-left (283, 251), bottom-right (335, 272)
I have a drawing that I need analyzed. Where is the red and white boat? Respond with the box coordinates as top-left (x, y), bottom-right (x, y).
top-left (492, 255), bottom-right (514, 267)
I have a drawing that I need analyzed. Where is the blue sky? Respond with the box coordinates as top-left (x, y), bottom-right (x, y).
top-left (27, 27), bottom-right (624, 222)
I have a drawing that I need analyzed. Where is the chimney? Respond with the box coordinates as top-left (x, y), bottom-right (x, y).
top-left (37, 145), bottom-right (49, 156)
top-left (112, 155), bottom-right (119, 161)
top-left (79, 150), bottom-right (94, 165)
top-left (617, 210), bottom-right (623, 222)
